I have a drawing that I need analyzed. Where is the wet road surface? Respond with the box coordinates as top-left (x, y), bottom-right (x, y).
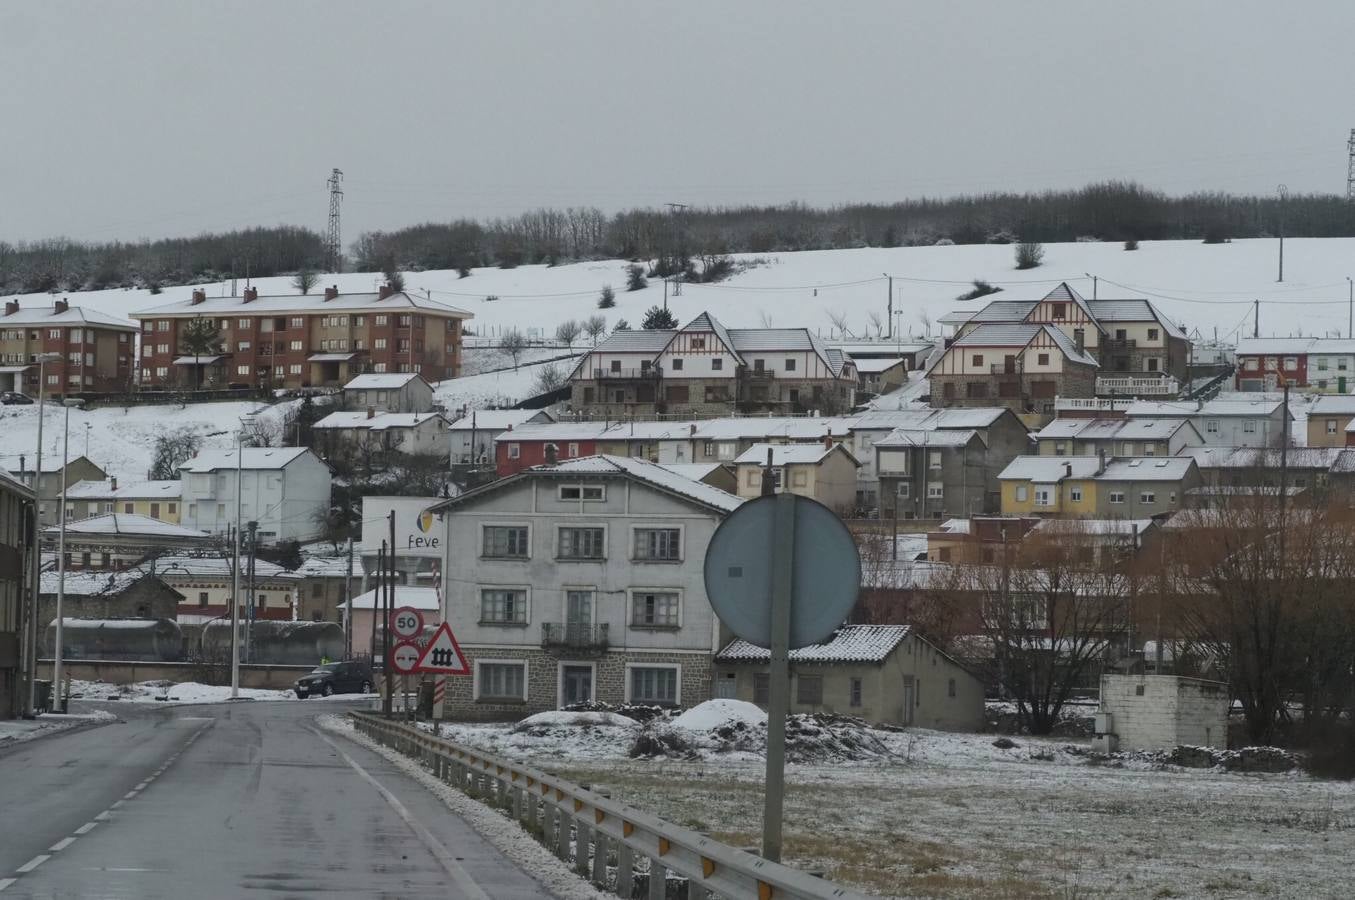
top-left (0, 699), bottom-right (554, 899)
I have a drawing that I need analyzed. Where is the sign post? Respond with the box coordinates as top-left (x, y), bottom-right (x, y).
top-left (414, 622), bottom-right (471, 675)
top-left (763, 491), bottom-right (795, 862)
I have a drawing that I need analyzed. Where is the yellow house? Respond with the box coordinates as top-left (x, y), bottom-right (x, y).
top-left (1306, 395), bottom-right (1355, 448)
top-left (999, 457), bottom-right (1102, 516)
top-left (63, 478), bottom-right (183, 524)
top-left (999, 455), bottom-right (1199, 518)
top-left (733, 441), bottom-right (860, 511)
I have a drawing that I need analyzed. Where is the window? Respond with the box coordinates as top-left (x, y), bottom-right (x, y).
top-left (796, 675), bottom-right (823, 705)
top-left (1146, 357), bottom-right (1159, 372)
top-left (198, 592), bottom-right (209, 607)
top-left (483, 525), bottom-right (529, 558)
top-left (1148, 328), bottom-right (1159, 341)
top-left (634, 527), bottom-right (681, 561)
top-left (1284, 357), bottom-right (1298, 371)
top-left (631, 591), bottom-right (679, 627)
top-left (690, 336), bottom-right (706, 350)
top-left (1054, 442), bottom-right (1067, 456)
top-left (237, 365), bottom-right (250, 376)
top-left (1244, 358), bottom-right (1258, 371)
top-left (785, 358), bottom-right (796, 371)
top-left (558, 527), bottom-right (605, 559)
top-left (143, 346), bottom-right (153, 358)
top-left (711, 358), bottom-right (723, 371)
top-left (928, 450), bottom-right (942, 469)
top-left (158, 320), bottom-right (169, 332)
top-left (1109, 491), bottom-right (1125, 504)
top-left (629, 666), bottom-right (678, 705)
top-left (480, 589), bottom-right (527, 624)
top-left (289, 340), bottom-right (303, 351)
top-left (1015, 485), bottom-right (1028, 502)
top-left (927, 482), bottom-right (943, 500)
top-left (155, 367), bottom-right (167, 378)
top-left (478, 662), bottom-right (526, 700)
top-left (1037, 353), bottom-right (1049, 366)
top-left (966, 381), bottom-right (988, 399)
top-left (1051, 302), bottom-right (1067, 319)
top-left (1243, 420), bottom-right (1257, 434)
top-left (397, 315), bottom-right (411, 327)
top-left (1140, 491), bottom-right (1156, 503)
top-left (1070, 486), bottom-right (1083, 502)
top-left (237, 341), bottom-right (251, 352)
top-left (506, 443), bottom-right (520, 459)
top-left (237, 318), bottom-right (251, 330)
top-left (1318, 357), bottom-right (1329, 371)
top-left (849, 677), bottom-right (862, 708)
top-left (69, 328), bottom-right (82, 342)
top-left (948, 678), bottom-right (957, 698)
top-left (566, 442), bottom-right (579, 458)
top-left (558, 484), bottom-right (605, 501)
top-left (753, 359), bottom-right (765, 372)
top-left (143, 321), bottom-right (153, 332)
top-left (971, 354), bottom-right (984, 367)
top-left (1328, 419), bottom-right (1339, 435)
top-left (671, 358), bottom-right (683, 371)
top-left (753, 673), bottom-right (770, 704)
top-left (374, 338), bottom-right (387, 349)
top-left (289, 364), bottom-right (302, 375)
top-left (375, 315), bottom-right (388, 326)
top-left (1206, 420), bottom-right (1219, 434)
top-left (609, 359), bottom-right (621, 372)
top-left (1034, 487), bottom-right (1052, 506)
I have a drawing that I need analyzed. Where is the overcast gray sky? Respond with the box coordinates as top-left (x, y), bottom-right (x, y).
top-left (2, 0), bottom-right (1351, 244)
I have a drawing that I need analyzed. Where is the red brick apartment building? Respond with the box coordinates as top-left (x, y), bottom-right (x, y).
top-left (131, 285), bottom-right (474, 389)
top-left (0, 300), bottom-right (137, 395)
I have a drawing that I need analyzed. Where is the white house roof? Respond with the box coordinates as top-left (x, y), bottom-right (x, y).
top-left (150, 554), bottom-right (296, 581)
top-left (1310, 395), bottom-right (1355, 416)
top-left (1, 304), bottom-right (137, 330)
top-left (1127, 398), bottom-right (1286, 418)
top-left (734, 442), bottom-right (857, 466)
top-left (998, 456), bottom-right (1103, 481)
top-left (494, 421), bottom-right (617, 443)
top-left (344, 585), bottom-right (441, 611)
top-left (690, 417), bottom-right (856, 440)
top-left (0, 454), bottom-right (100, 476)
top-left (39, 568), bottom-right (153, 597)
top-left (717, 625), bottom-right (912, 664)
top-left (343, 372), bottom-right (426, 390)
top-left (134, 290), bottom-right (473, 320)
top-left (1030, 518), bottom-right (1155, 536)
top-left (852, 357), bottom-right (907, 374)
top-left (65, 479), bottom-right (181, 501)
top-left (295, 556), bottom-right (362, 579)
top-left (1035, 417), bottom-right (1194, 442)
top-left (874, 428), bottom-right (982, 449)
top-left (43, 513), bottom-right (210, 540)
top-left (655, 462), bottom-right (726, 482)
top-left (179, 447), bottom-right (312, 472)
top-left (172, 355), bottom-right (225, 366)
top-left (448, 409), bottom-right (550, 431)
top-left (313, 411), bottom-right (446, 432)
top-left (1234, 338), bottom-right (1320, 355)
top-left (1177, 446), bottom-right (1348, 470)
top-left (1098, 458), bottom-right (1196, 481)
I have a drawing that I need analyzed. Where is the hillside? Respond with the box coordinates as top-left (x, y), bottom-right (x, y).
top-left (5, 238), bottom-right (1351, 345)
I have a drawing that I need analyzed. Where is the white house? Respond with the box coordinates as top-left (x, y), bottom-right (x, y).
top-left (1125, 398), bottom-right (1290, 448)
top-left (428, 454), bottom-right (743, 719)
top-left (312, 410), bottom-right (450, 458)
top-left (178, 447), bottom-right (332, 543)
top-left (448, 409), bottom-right (554, 466)
top-left (340, 372), bottom-right (435, 413)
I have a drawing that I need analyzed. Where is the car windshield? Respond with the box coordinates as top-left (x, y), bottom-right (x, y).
top-left (310, 664), bottom-right (340, 674)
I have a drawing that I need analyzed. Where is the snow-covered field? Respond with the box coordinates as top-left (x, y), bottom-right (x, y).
top-left (422, 704), bottom-right (1350, 899)
top-left (67, 678), bottom-right (365, 704)
top-left (7, 237), bottom-right (1354, 347)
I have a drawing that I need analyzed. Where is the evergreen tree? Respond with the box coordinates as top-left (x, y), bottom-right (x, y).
top-left (178, 316), bottom-right (223, 388)
top-left (626, 264), bottom-right (648, 292)
top-left (598, 284), bottom-right (616, 308)
top-left (642, 305), bottom-right (678, 330)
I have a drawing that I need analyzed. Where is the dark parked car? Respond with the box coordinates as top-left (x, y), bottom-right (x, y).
top-left (0, 391), bottom-right (34, 405)
top-left (294, 661), bottom-right (372, 698)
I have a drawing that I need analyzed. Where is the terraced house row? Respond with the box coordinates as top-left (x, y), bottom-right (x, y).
top-left (0, 300), bottom-right (137, 395)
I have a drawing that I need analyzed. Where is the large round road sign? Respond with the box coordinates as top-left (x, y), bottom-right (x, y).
top-left (390, 640), bottom-right (422, 674)
top-left (703, 494), bottom-right (860, 650)
top-left (390, 606), bottom-right (424, 640)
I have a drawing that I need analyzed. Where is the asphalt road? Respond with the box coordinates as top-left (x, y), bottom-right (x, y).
top-left (0, 699), bottom-right (556, 899)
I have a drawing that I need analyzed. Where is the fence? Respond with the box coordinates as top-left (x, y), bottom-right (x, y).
top-left (349, 712), bottom-right (869, 900)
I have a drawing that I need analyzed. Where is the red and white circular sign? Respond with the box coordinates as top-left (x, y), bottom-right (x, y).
top-left (389, 606), bottom-right (424, 640)
top-left (390, 640), bottom-right (422, 674)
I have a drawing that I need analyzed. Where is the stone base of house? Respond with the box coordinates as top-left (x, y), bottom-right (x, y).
top-left (443, 646), bottom-right (713, 721)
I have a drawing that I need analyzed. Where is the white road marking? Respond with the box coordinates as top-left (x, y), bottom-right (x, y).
top-left (15, 856), bottom-right (48, 873)
top-left (110, 800), bottom-right (124, 809)
top-left (0, 877), bottom-right (15, 891)
top-left (74, 822), bottom-right (99, 835)
top-left (135, 782), bottom-right (149, 790)
top-left (94, 811), bottom-right (111, 822)
top-left (49, 838), bottom-right (75, 852)
top-left (308, 726), bottom-right (491, 900)
top-left (123, 790), bottom-right (138, 799)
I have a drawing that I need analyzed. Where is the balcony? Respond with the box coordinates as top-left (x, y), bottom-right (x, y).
top-left (593, 367), bottom-right (660, 380)
top-left (990, 363), bottom-right (1019, 375)
top-left (746, 369), bottom-right (776, 380)
top-left (1105, 338), bottom-right (1138, 350)
top-left (1095, 375), bottom-right (1180, 397)
top-left (541, 622), bottom-right (609, 651)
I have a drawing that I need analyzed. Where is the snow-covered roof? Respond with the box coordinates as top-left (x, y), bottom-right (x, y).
top-left (998, 456), bottom-right (1103, 481)
top-left (0, 303), bottom-right (136, 330)
top-left (717, 625), bottom-right (912, 664)
top-left (447, 409), bottom-right (550, 431)
top-left (829, 339), bottom-right (934, 356)
top-left (43, 513), bottom-right (210, 540)
top-left (734, 442), bottom-right (856, 466)
top-left (0, 454), bottom-right (100, 476)
top-left (949, 323), bottom-right (1098, 366)
top-left (343, 372), bottom-right (426, 390)
top-left (968, 300), bottom-right (1038, 323)
top-left (64, 479), bottom-right (181, 501)
top-left (937, 310), bottom-right (976, 326)
top-left (0, 467), bottom-right (31, 498)
top-left (1087, 299), bottom-right (1188, 340)
top-left (1098, 458), bottom-right (1196, 481)
top-left (655, 462), bottom-right (726, 482)
top-left (1035, 417), bottom-right (1194, 442)
top-left (874, 428), bottom-right (982, 449)
top-left (307, 352), bottom-right (360, 362)
top-left (1031, 518), bottom-right (1155, 537)
top-left (294, 555), bottom-right (362, 579)
top-left (312, 411), bottom-right (446, 431)
top-left (150, 554), bottom-right (297, 581)
top-left (1310, 395), bottom-right (1355, 416)
top-left (1177, 446), bottom-right (1349, 470)
top-left (133, 290), bottom-right (473, 320)
top-left (1234, 337), bottom-right (1321, 355)
top-left (1126, 398), bottom-right (1286, 418)
top-left (343, 586), bottom-right (441, 610)
top-left (172, 355), bottom-right (225, 365)
top-left (39, 568), bottom-right (157, 597)
top-left (494, 421), bottom-right (617, 442)
top-left (852, 357), bottom-right (907, 374)
top-left (434, 454), bottom-right (744, 515)
top-left (689, 417), bottom-right (855, 440)
top-left (178, 447), bottom-right (313, 472)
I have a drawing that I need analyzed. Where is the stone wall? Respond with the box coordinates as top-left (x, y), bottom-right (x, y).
top-left (1100, 674), bottom-right (1230, 751)
top-left (38, 578), bottom-right (180, 626)
top-left (444, 646), bottom-right (713, 721)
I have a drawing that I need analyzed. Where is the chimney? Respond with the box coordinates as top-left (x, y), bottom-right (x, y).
top-left (823, 433), bottom-right (834, 450)
top-left (324, 285), bottom-right (339, 302)
top-left (366, 407), bottom-right (375, 420)
top-left (1063, 461), bottom-right (1072, 479)
top-left (243, 287), bottom-right (258, 303)
top-left (53, 299), bottom-right (69, 314)
top-left (1096, 446), bottom-right (1106, 475)
top-left (110, 476), bottom-right (118, 492)
top-left (379, 283), bottom-right (394, 300)
top-left (4, 301), bottom-right (17, 316)
top-left (544, 443), bottom-right (558, 466)
top-left (689, 424), bottom-right (696, 436)
top-left (1074, 327), bottom-right (1085, 354)
top-left (190, 289), bottom-right (206, 305)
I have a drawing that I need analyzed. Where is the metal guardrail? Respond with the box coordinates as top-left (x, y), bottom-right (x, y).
top-left (349, 711), bottom-right (870, 900)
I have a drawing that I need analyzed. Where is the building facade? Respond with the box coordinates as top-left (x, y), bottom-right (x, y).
top-left (63, 479), bottom-right (182, 524)
top-left (178, 447), bottom-right (332, 543)
top-left (0, 470), bottom-right (33, 719)
top-left (341, 372), bottom-right (435, 413)
top-left (0, 455), bottom-right (108, 527)
top-left (1234, 337), bottom-right (1355, 392)
top-left (732, 441), bottom-right (859, 510)
top-left (0, 300), bottom-right (137, 395)
top-left (430, 455), bottom-right (742, 720)
top-left (449, 409), bottom-right (554, 467)
top-left (132, 285), bottom-right (472, 389)
top-left (312, 411), bottom-right (450, 459)
top-left (998, 455), bottom-right (1200, 518)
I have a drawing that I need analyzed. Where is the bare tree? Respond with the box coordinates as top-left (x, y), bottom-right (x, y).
top-left (584, 314), bottom-right (607, 344)
top-left (148, 427), bottom-right (203, 480)
top-left (500, 329), bottom-right (528, 370)
top-left (531, 363), bottom-right (566, 395)
top-left (240, 416), bottom-right (282, 448)
top-left (758, 309), bottom-right (775, 328)
top-left (554, 319), bottom-right (582, 349)
top-left (918, 310), bottom-right (932, 337)
top-left (1015, 241), bottom-right (1045, 270)
top-left (866, 310), bottom-right (884, 338)
top-left (827, 309), bottom-right (853, 338)
top-left (292, 269), bottom-right (319, 294)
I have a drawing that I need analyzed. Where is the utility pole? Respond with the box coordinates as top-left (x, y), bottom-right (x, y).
top-left (326, 168), bottom-right (344, 274)
top-left (245, 520), bottom-right (258, 664)
top-left (1276, 183), bottom-right (1287, 283)
top-left (230, 438), bottom-right (243, 699)
top-left (883, 274), bottom-right (894, 340)
top-left (1253, 299), bottom-right (1259, 339)
top-left (1347, 129), bottom-right (1355, 202)
top-left (52, 400), bottom-right (76, 712)
top-left (1084, 272), bottom-right (1098, 300)
top-left (1347, 277), bottom-right (1352, 340)
top-left (343, 537), bottom-right (354, 659)
top-left (24, 353), bottom-right (57, 717)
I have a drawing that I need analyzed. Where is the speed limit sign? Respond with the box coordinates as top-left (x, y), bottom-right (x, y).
top-left (390, 606), bottom-right (424, 640)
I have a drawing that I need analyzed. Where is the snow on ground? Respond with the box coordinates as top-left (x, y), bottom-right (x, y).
top-left (669, 699), bottom-right (767, 731)
top-left (66, 678), bottom-right (344, 704)
top-left (10, 238), bottom-right (1355, 346)
top-left (433, 355), bottom-right (580, 414)
top-left (0, 710), bottom-right (114, 747)
top-left (320, 715), bottom-right (611, 900)
top-left (0, 397), bottom-right (302, 483)
top-left (420, 715), bottom-right (1349, 898)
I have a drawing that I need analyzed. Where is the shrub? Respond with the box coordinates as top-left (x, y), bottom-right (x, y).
top-left (626, 264), bottom-right (648, 292)
top-left (1014, 241), bottom-right (1045, 270)
top-left (598, 284), bottom-right (616, 308)
top-left (457, 264), bottom-right (472, 278)
top-left (956, 279), bottom-right (1003, 302)
top-left (1124, 238), bottom-right (1140, 251)
top-left (1202, 224), bottom-right (1230, 244)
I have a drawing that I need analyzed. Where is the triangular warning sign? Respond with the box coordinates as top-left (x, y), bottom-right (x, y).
top-left (414, 621), bottom-right (471, 675)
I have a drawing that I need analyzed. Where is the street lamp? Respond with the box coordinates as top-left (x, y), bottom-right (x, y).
top-left (1347, 277), bottom-right (1352, 341)
top-left (23, 351), bottom-right (61, 717)
top-left (52, 397), bottom-right (85, 713)
top-left (1276, 184), bottom-right (1288, 283)
top-left (230, 415), bottom-right (255, 699)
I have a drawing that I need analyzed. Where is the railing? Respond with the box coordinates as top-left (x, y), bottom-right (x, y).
top-left (745, 369), bottom-right (776, 380)
top-left (541, 622), bottom-right (610, 650)
top-left (1104, 338), bottom-right (1138, 350)
top-left (1095, 375), bottom-right (1180, 397)
top-left (989, 363), bottom-right (1019, 375)
top-left (349, 712), bottom-right (869, 900)
top-left (594, 367), bottom-right (661, 380)
top-left (1054, 396), bottom-right (1134, 412)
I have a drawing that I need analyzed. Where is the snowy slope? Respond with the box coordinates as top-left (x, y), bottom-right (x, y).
top-left (6, 237), bottom-right (1353, 343)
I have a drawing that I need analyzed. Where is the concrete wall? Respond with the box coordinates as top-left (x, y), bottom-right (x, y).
top-left (1099, 674), bottom-right (1230, 751)
top-left (36, 659), bottom-right (312, 690)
